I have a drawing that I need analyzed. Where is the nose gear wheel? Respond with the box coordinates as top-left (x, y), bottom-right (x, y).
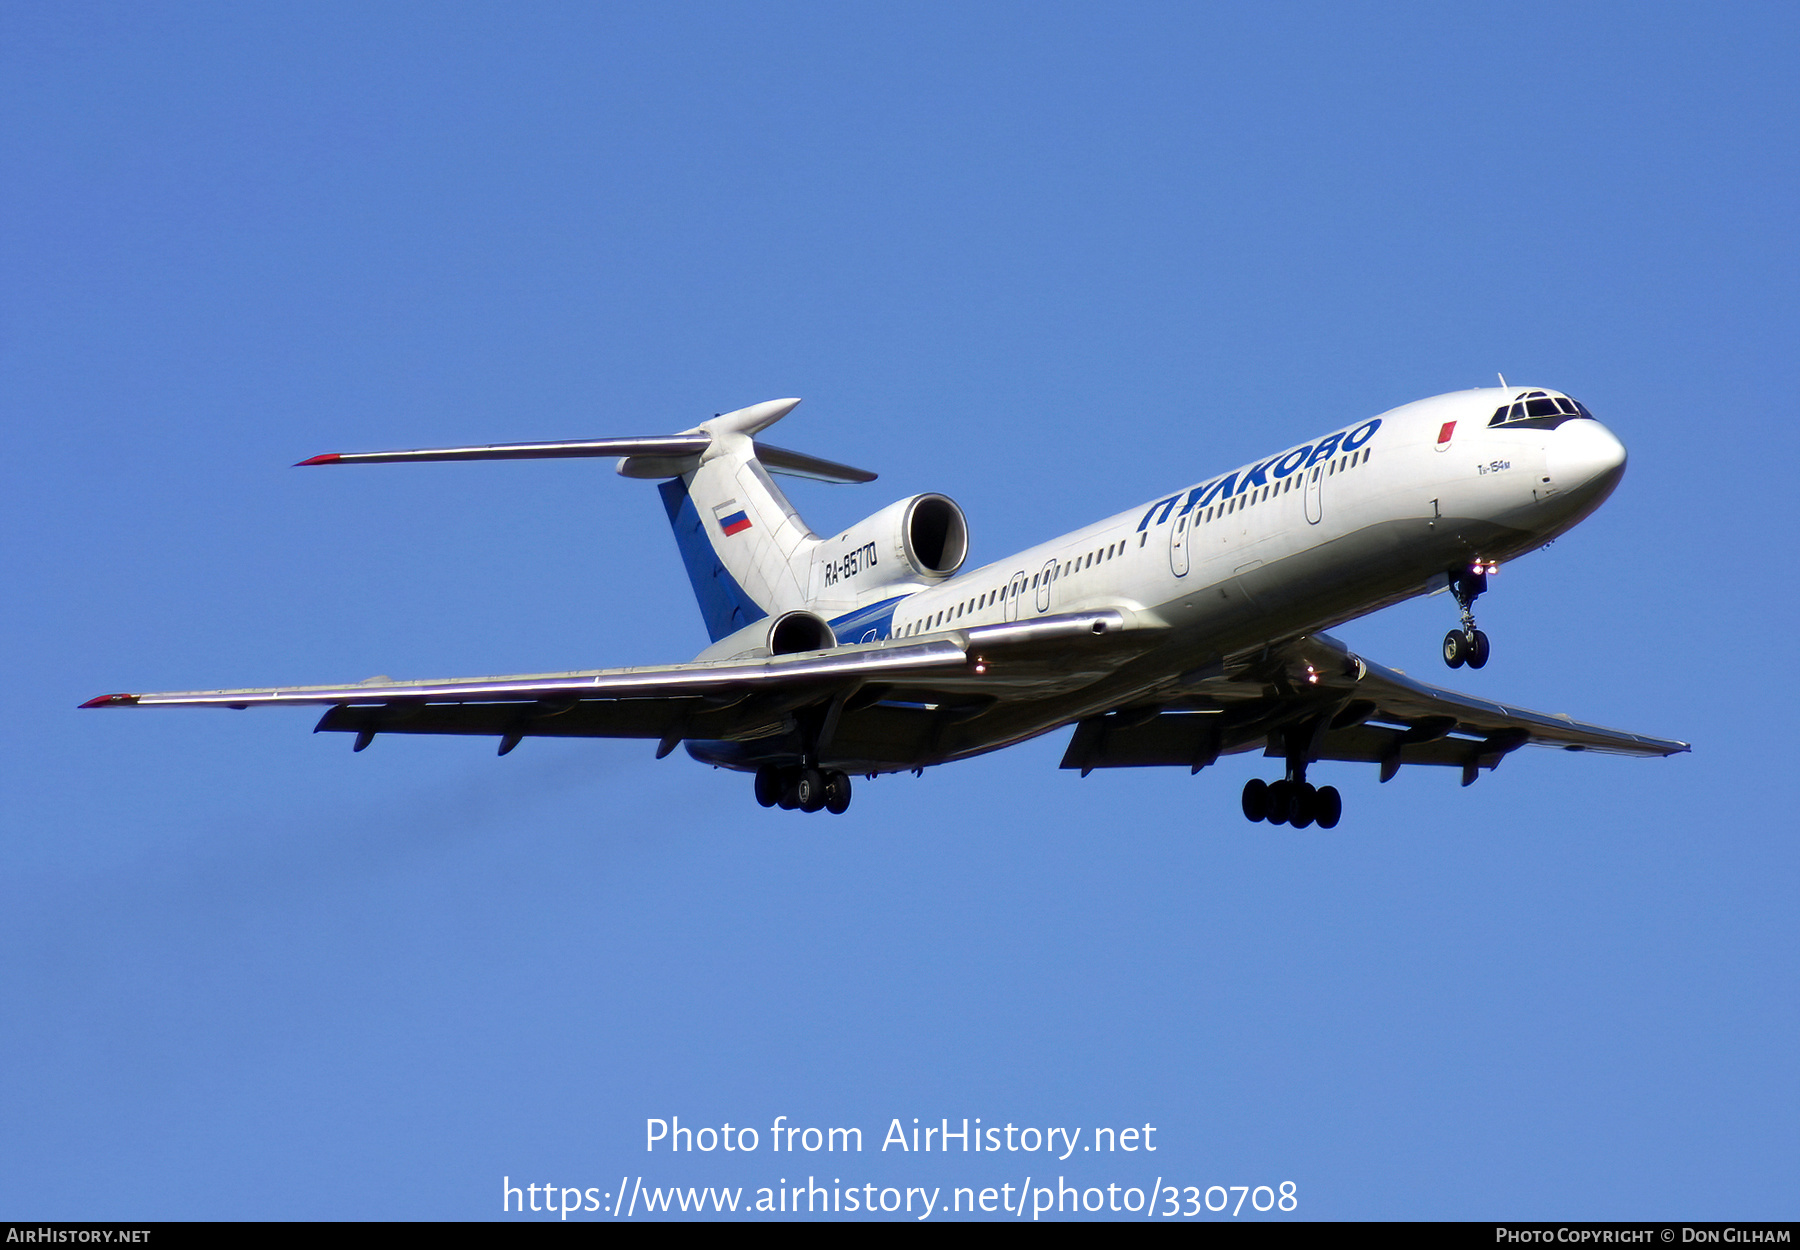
top-left (1443, 563), bottom-right (1495, 669)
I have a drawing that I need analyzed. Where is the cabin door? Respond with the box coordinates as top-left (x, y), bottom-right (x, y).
top-left (1004, 571), bottom-right (1027, 622)
top-left (1169, 510), bottom-right (1191, 576)
top-left (1035, 559), bottom-right (1058, 614)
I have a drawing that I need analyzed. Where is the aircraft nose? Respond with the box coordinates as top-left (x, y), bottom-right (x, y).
top-left (1547, 418), bottom-right (1627, 497)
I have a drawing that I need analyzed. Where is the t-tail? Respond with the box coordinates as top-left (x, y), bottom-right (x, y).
top-left (619, 398), bottom-right (867, 643)
top-left (297, 398), bottom-right (970, 652)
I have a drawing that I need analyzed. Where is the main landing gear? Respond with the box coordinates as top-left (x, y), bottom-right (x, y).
top-left (755, 765), bottom-right (853, 815)
top-left (1442, 561), bottom-right (1497, 670)
top-left (1241, 775), bottom-right (1342, 829)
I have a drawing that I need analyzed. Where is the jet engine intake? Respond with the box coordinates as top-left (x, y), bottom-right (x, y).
top-left (767, 610), bottom-right (837, 656)
top-left (900, 493), bottom-right (969, 577)
top-left (814, 494), bottom-right (968, 597)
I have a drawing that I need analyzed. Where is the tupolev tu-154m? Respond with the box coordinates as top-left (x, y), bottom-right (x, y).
top-left (84, 386), bottom-right (1688, 826)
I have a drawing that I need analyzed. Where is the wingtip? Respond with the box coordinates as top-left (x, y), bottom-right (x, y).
top-left (294, 453), bottom-right (341, 467)
top-left (80, 693), bottom-right (140, 708)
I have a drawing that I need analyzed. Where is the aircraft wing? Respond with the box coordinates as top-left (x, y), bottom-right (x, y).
top-left (1060, 633), bottom-right (1690, 784)
top-left (82, 639), bottom-right (975, 753)
top-left (80, 610), bottom-right (1139, 758)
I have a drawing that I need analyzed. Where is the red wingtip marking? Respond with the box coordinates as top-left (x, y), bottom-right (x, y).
top-left (295, 453), bottom-right (342, 466)
top-left (80, 693), bottom-right (140, 708)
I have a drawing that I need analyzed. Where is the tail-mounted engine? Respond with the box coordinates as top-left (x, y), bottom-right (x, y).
top-left (811, 493), bottom-right (968, 599)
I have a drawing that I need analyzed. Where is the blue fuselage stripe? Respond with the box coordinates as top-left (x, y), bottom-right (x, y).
top-left (828, 595), bottom-right (905, 644)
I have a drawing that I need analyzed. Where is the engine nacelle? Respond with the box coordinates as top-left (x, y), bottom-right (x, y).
top-left (766, 610), bottom-right (837, 656)
top-left (811, 493), bottom-right (969, 598)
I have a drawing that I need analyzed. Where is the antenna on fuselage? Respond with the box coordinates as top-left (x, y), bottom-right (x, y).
top-left (1496, 372), bottom-right (1508, 389)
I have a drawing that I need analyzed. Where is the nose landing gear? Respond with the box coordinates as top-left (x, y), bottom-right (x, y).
top-left (1442, 562), bottom-right (1496, 669)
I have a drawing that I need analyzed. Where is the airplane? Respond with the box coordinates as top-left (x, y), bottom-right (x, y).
top-left (82, 385), bottom-right (1689, 826)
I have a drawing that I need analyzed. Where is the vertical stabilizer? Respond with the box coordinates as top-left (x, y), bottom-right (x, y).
top-left (650, 399), bottom-right (826, 642)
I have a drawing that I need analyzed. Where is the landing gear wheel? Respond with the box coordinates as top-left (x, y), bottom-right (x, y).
top-left (796, 768), bottom-right (827, 813)
top-left (1266, 780), bottom-right (1291, 826)
top-left (824, 771), bottom-right (852, 815)
top-left (1289, 782), bottom-right (1317, 829)
top-left (1467, 629), bottom-right (1490, 669)
top-left (1242, 778), bottom-right (1269, 823)
top-left (1443, 630), bottom-right (1467, 669)
top-left (754, 766), bottom-right (782, 808)
top-left (777, 769), bottom-right (800, 810)
top-left (1314, 785), bottom-right (1342, 829)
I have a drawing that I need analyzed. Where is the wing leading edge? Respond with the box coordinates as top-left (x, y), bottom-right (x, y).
top-left (82, 639), bottom-right (972, 757)
top-left (81, 640), bottom-right (965, 708)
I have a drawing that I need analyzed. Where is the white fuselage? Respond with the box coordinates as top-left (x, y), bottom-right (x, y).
top-left (881, 386), bottom-right (1623, 650)
top-left (680, 385), bottom-right (1628, 772)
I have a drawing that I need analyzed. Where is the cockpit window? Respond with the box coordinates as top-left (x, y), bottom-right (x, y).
top-left (1489, 390), bottom-right (1597, 429)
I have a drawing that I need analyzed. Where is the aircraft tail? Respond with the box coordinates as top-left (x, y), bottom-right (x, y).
top-left (294, 397), bottom-right (876, 645)
top-left (625, 399), bottom-right (874, 642)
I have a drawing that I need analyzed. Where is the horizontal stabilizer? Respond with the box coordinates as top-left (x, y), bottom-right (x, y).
top-left (296, 434), bottom-right (711, 466)
top-left (294, 398), bottom-right (876, 483)
top-left (751, 441), bottom-right (877, 483)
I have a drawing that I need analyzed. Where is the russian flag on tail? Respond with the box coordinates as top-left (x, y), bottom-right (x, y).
top-left (713, 501), bottom-right (753, 536)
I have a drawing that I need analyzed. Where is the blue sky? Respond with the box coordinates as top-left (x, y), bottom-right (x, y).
top-left (2, 1), bottom-right (1794, 1220)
